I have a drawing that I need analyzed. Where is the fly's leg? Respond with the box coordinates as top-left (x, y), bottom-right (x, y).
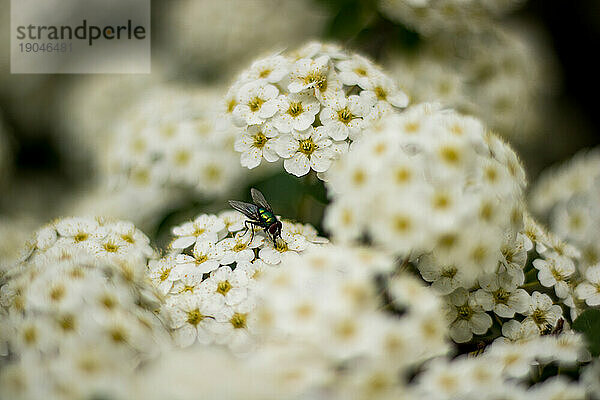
top-left (242, 220), bottom-right (262, 244)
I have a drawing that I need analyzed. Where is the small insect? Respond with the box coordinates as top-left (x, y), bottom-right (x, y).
top-left (541, 317), bottom-right (565, 336)
top-left (229, 188), bottom-right (283, 246)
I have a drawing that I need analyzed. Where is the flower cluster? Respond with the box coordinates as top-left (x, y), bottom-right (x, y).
top-left (104, 85), bottom-right (244, 197)
top-left (414, 340), bottom-right (588, 400)
top-left (387, 25), bottom-right (554, 145)
top-left (0, 225), bottom-right (167, 400)
top-left (138, 244), bottom-right (450, 400)
top-left (17, 216), bottom-right (156, 268)
top-left (325, 103), bottom-right (526, 286)
top-left (378, 0), bottom-right (525, 35)
top-left (226, 42), bottom-right (409, 176)
top-left (135, 244), bottom-right (590, 400)
top-left (530, 148), bottom-right (600, 269)
top-left (150, 210), bottom-right (325, 352)
top-left (428, 211), bottom-right (591, 345)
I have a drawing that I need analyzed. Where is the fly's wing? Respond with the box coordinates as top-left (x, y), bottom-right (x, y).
top-left (228, 200), bottom-right (260, 220)
top-left (250, 188), bottom-right (273, 212)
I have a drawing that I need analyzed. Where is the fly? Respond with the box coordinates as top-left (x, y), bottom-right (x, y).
top-left (228, 188), bottom-right (283, 246)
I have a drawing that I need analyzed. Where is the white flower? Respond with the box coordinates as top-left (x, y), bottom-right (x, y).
top-left (500, 319), bottom-right (539, 343)
top-left (258, 228), bottom-right (310, 265)
top-left (474, 273), bottom-right (530, 318)
top-left (445, 288), bottom-right (492, 343)
top-left (55, 217), bottom-right (102, 244)
top-left (211, 299), bottom-right (257, 353)
top-left (218, 210), bottom-right (246, 233)
top-left (361, 70), bottom-right (409, 108)
top-left (533, 255), bottom-right (575, 298)
top-left (415, 358), bottom-right (469, 399)
top-left (527, 376), bottom-right (586, 400)
top-left (276, 126), bottom-right (343, 177)
top-left (171, 214), bottom-right (225, 249)
top-left (319, 92), bottom-right (373, 140)
top-left (417, 254), bottom-right (472, 294)
top-left (234, 124), bottom-right (280, 169)
top-left (536, 332), bottom-right (588, 366)
top-left (523, 291), bottom-right (563, 332)
top-left (288, 55), bottom-right (330, 93)
top-left (165, 293), bottom-right (225, 347)
top-left (485, 340), bottom-right (536, 378)
top-left (337, 54), bottom-right (380, 89)
top-left (147, 256), bottom-right (178, 295)
top-left (202, 266), bottom-right (250, 306)
top-left (272, 93), bottom-right (320, 133)
top-left (175, 240), bottom-right (223, 275)
top-left (239, 55), bottom-right (290, 84)
top-left (217, 232), bottom-right (263, 265)
top-left (171, 270), bottom-right (205, 295)
top-left (232, 81), bottom-right (279, 126)
top-left (575, 263), bottom-right (600, 306)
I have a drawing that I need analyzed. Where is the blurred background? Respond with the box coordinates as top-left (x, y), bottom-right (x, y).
top-left (1, 0), bottom-right (599, 261)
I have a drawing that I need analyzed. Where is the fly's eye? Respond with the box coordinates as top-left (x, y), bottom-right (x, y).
top-left (268, 224), bottom-right (278, 234)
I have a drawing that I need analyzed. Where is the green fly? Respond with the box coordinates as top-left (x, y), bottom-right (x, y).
top-left (228, 188), bottom-right (282, 245)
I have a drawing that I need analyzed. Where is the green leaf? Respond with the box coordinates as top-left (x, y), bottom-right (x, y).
top-left (572, 308), bottom-right (600, 356)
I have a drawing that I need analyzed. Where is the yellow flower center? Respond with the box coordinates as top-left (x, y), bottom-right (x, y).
top-left (103, 242), bottom-right (119, 253)
top-left (493, 289), bottom-right (510, 304)
top-left (298, 138), bottom-right (316, 156)
top-left (531, 309), bottom-right (547, 326)
top-left (49, 286), bottom-right (65, 301)
top-left (121, 233), bottom-right (135, 244)
top-left (259, 68), bottom-right (272, 78)
top-left (248, 97), bottom-right (264, 112)
top-left (193, 227), bottom-right (206, 237)
top-left (23, 327), bottom-right (37, 344)
top-left (354, 67), bottom-right (368, 76)
top-left (287, 102), bottom-right (304, 117)
top-left (109, 327), bottom-right (127, 343)
top-left (59, 314), bottom-right (75, 331)
top-left (100, 294), bottom-right (116, 309)
top-left (303, 71), bottom-right (327, 91)
top-left (230, 312), bottom-right (247, 329)
top-left (217, 280), bottom-right (232, 295)
top-left (374, 86), bottom-right (387, 100)
top-left (337, 107), bottom-right (354, 124)
top-left (195, 254), bottom-right (208, 264)
top-left (253, 132), bottom-right (268, 149)
top-left (440, 266), bottom-right (457, 279)
top-left (187, 309), bottom-right (204, 325)
top-left (227, 99), bottom-right (237, 113)
top-left (440, 146), bottom-right (461, 164)
top-left (159, 269), bottom-right (170, 282)
top-left (175, 150), bottom-right (191, 165)
top-left (457, 305), bottom-right (473, 320)
top-left (233, 242), bottom-right (247, 252)
top-left (275, 239), bottom-right (289, 252)
top-left (204, 165), bottom-right (222, 181)
top-left (74, 232), bottom-right (88, 242)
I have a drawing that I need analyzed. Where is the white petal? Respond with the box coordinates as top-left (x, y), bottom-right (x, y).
top-left (470, 312), bottom-right (492, 334)
top-left (284, 153), bottom-right (311, 177)
top-left (275, 135), bottom-right (298, 158)
top-left (171, 236), bottom-right (197, 249)
top-left (173, 325), bottom-right (197, 347)
top-left (240, 148), bottom-right (262, 169)
top-left (310, 150), bottom-right (332, 172)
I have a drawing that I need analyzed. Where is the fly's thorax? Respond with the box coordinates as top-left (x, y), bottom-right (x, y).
top-left (258, 207), bottom-right (276, 225)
